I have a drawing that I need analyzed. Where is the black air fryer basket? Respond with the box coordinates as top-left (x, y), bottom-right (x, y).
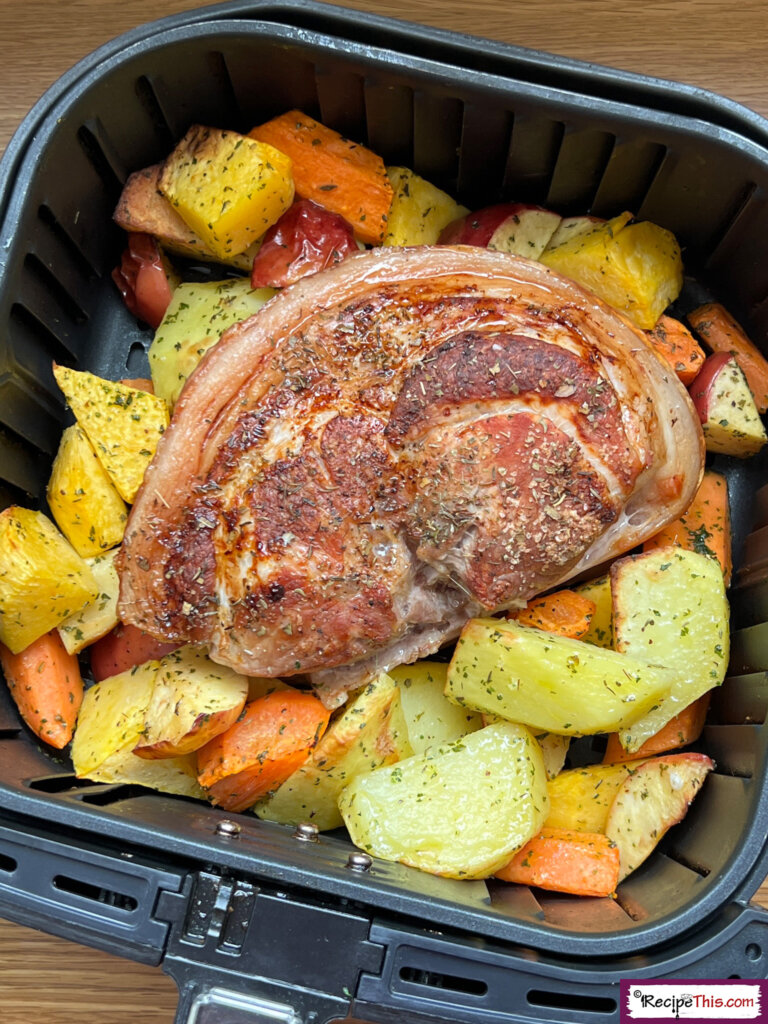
top-left (2, 3), bottom-right (768, 1021)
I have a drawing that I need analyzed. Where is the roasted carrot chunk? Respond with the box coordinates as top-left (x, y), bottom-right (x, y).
top-left (643, 469), bottom-right (731, 585)
top-left (512, 589), bottom-right (596, 640)
top-left (249, 110), bottom-right (393, 245)
top-left (495, 828), bottom-right (620, 897)
top-left (688, 302), bottom-right (768, 412)
top-left (645, 314), bottom-right (705, 385)
top-left (603, 693), bottom-right (710, 764)
top-left (0, 630), bottom-right (83, 748)
top-left (196, 690), bottom-right (331, 810)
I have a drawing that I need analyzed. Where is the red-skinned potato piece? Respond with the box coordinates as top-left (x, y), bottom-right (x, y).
top-left (112, 232), bottom-right (177, 329)
top-left (604, 752), bottom-right (713, 881)
top-left (250, 199), bottom-right (358, 289)
top-left (438, 203), bottom-right (562, 259)
top-left (197, 690), bottom-right (331, 811)
top-left (689, 351), bottom-right (767, 457)
top-left (89, 621), bottom-right (180, 682)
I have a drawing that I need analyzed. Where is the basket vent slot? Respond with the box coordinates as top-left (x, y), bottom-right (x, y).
top-left (77, 123), bottom-right (126, 194)
top-left (527, 988), bottom-right (616, 1015)
top-left (412, 93), bottom-right (463, 189)
top-left (545, 128), bottom-right (616, 214)
top-left (125, 339), bottom-right (149, 375)
top-left (399, 966), bottom-right (488, 997)
top-left (0, 852), bottom-right (18, 874)
top-left (9, 301), bottom-right (76, 374)
top-left (24, 253), bottom-right (89, 327)
top-left (37, 203), bottom-right (104, 281)
top-left (134, 75), bottom-right (175, 151)
top-left (0, 423), bottom-right (50, 501)
top-left (27, 774), bottom-right (99, 794)
top-left (53, 873), bottom-right (138, 912)
top-left (315, 68), bottom-right (367, 143)
top-left (503, 116), bottom-right (564, 205)
top-left (591, 139), bottom-right (667, 218)
top-left (364, 83), bottom-right (414, 167)
top-left (456, 104), bottom-right (513, 206)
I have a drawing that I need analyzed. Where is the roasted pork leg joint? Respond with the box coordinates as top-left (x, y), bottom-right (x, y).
top-left (119, 246), bottom-right (704, 706)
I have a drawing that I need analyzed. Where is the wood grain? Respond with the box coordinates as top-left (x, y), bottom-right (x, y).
top-left (1, 0), bottom-right (768, 1020)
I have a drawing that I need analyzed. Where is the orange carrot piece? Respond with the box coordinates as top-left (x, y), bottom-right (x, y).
top-left (603, 693), bottom-right (710, 764)
top-left (120, 378), bottom-right (155, 394)
top-left (203, 749), bottom-right (311, 812)
top-left (512, 589), bottom-right (596, 640)
top-left (642, 469), bottom-right (732, 585)
top-left (687, 302), bottom-right (768, 412)
top-left (249, 110), bottom-right (393, 245)
top-left (495, 828), bottom-right (620, 897)
top-left (196, 689), bottom-right (330, 803)
top-left (645, 314), bottom-right (705, 385)
top-left (0, 631), bottom-right (83, 749)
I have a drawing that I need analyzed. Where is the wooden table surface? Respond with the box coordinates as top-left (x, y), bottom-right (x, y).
top-left (1, 0), bottom-right (768, 1020)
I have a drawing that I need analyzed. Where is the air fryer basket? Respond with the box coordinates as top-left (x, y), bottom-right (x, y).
top-left (2, 2), bottom-right (768, 1019)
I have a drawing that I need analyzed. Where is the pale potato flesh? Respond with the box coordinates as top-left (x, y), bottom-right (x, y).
top-left (338, 722), bottom-right (549, 879)
top-left (446, 618), bottom-right (673, 736)
top-left (133, 646), bottom-right (249, 759)
top-left (58, 549), bottom-right (120, 655)
top-left (389, 661), bottom-right (481, 754)
top-left (613, 547), bottom-right (729, 752)
top-left (149, 279), bottom-right (274, 406)
top-left (605, 753), bottom-right (713, 880)
top-left (71, 659), bottom-right (204, 798)
top-left (254, 672), bottom-right (412, 831)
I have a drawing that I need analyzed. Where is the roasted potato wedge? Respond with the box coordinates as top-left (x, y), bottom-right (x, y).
top-left (113, 163), bottom-right (259, 271)
top-left (149, 278), bottom-right (274, 405)
top-left (47, 424), bottom-right (127, 557)
top-left (159, 125), bottom-right (294, 259)
top-left (53, 365), bottom-right (170, 504)
top-left (539, 212), bottom-right (683, 329)
top-left (384, 166), bottom-right (468, 246)
top-left (71, 660), bottom-right (204, 798)
top-left (133, 647), bottom-right (249, 759)
top-left (612, 548), bottom-right (729, 752)
top-left (0, 507), bottom-right (99, 653)
top-left (389, 661), bottom-right (481, 754)
top-left (338, 722), bottom-right (549, 879)
top-left (446, 618), bottom-right (673, 736)
top-left (605, 752), bottom-right (713, 880)
top-left (254, 673), bottom-right (411, 831)
top-left (544, 761), bottom-right (646, 833)
top-left (572, 574), bottom-right (613, 648)
top-left (57, 549), bottom-right (120, 655)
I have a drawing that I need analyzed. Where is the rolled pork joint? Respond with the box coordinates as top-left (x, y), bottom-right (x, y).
top-left (118, 246), bottom-right (704, 707)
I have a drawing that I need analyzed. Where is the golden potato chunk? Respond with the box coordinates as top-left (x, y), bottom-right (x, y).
top-left (254, 673), bottom-right (411, 831)
top-left (383, 167), bottom-right (468, 246)
top-left (338, 722), bottom-right (549, 879)
top-left (71, 660), bottom-right (204, 798)
top-left (544, 760), bottom-right (645, 833)
top-left (389, 661), bottom-right (481, 754)
top-left (53, 365), bottom-right (170, 504)
top-left (149, 278), bottom-right (274, 405)
top-left (0, 507), bottom-right (99, 653)
top-left (446, 618), bottom-right (673, 736)
top-left (159, 125), bottom-right (294, 260)
top-left (612, 547), bottom-right (729, 752)
top-left (58, 549), bottom-right (120, 654)
top-left (47, 424), bottom-right (127, 556)
top-left (539, 212), bottom-right (683, 329)
top-left (572, 574), bottom-right (613, 648)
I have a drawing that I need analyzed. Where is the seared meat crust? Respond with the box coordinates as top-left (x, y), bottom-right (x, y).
top-left (119, 247), bottom-right (703, 704)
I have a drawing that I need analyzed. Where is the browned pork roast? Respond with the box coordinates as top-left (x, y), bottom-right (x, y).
top-left (118, 246), bottom-right (704, 706)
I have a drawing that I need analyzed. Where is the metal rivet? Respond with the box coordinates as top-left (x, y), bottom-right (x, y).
top-left (292, 822), bottom-right (319, 842)
top-left (346, 852), bottom-right (373, 872)
top-left (215, 819), bottom-right (241, 838)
